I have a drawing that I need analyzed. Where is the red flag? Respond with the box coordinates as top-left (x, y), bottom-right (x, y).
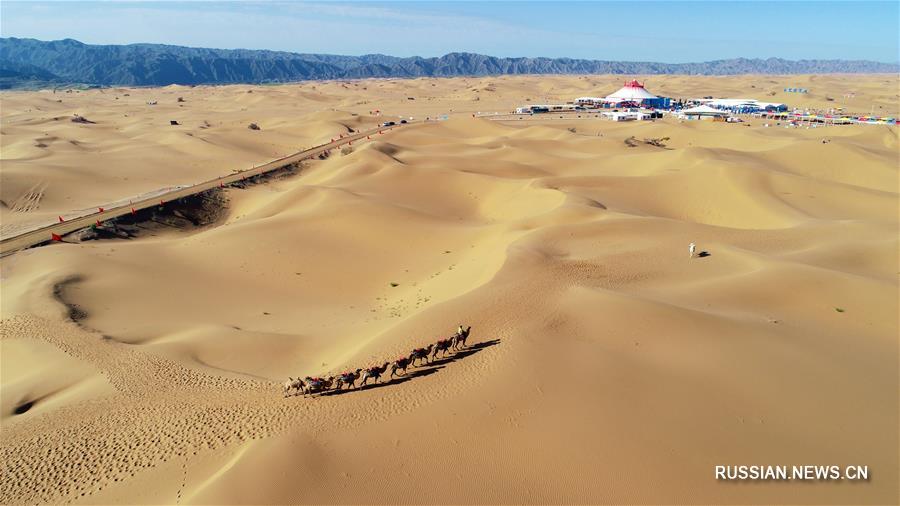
top-left (131, 207), bottom-right (136, 215)
top-left (96, 220), bottom-right (102, 227)
top-left (58, 216), bottom-right (64, 223)
top-left (51, 233), bottom-right (62, 242)
top-left (219, 181), bottom-right (224, 188)
top-left (160, 200), bottom-right (165, 206)
top-left (98, 207), bottom-right (105, 213)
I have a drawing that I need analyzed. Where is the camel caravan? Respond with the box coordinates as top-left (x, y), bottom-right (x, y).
top-left (283, 325), bottom-right (472, 398)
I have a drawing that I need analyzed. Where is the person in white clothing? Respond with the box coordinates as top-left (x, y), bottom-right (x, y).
top-left (689, 242), bottom-right (696, 258)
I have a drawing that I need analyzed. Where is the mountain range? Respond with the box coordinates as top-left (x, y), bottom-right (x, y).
top-left (1, 37), bottom-right (897, 89)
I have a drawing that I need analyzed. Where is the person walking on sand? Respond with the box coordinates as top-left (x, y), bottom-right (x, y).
top-left (689, 242), bottom-right (696, 258)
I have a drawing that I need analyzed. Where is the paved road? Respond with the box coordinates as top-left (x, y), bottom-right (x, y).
top-left (0, 123), bottom-right (408, 256)
top-left (476, 112), bottom-right (612, 121)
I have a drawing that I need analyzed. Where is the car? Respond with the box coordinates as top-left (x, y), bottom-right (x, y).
top-left (381, 121), bottom-right (396, 127)
top-left (400, 119), bottom-right (407, 124)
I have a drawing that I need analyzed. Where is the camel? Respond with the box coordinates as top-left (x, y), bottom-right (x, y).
top-left (303, 376), bottom-right (334, 396)
top-left (431, 338), bottom-right (454, 360)
top-left (334, 369), bottom-right (363, 390)
top-left (390, 357), bottom-right (411, 378)
top-left (452, 325), bottom-right (472, 350)
top-left (282, 377), bottom-right (305, 397)
top-left (360, 362), bottom-right (389, 386)
top-left (409, 344), bottom-right (434, 367)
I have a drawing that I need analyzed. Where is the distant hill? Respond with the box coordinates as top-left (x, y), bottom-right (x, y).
top-left (0, 59), bottom-right (65, 89)
top-left (1, 37), bottom-right (897, 89)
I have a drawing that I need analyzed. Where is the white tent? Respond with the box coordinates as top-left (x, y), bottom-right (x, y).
top-left (700, 98), bottom-right (787, 111)
top-left (605, 80), bottom-right (658, 102)
top-left (707, 98), bottom-right (758, 108)
top-left (680, 105), bottom-right (729, 117)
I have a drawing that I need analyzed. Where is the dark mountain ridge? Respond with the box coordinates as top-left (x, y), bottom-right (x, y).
top-left (1, 37), bottom-right (897, 89)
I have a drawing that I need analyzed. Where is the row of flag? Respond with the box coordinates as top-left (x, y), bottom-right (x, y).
top-left (53, 202), bottom-right (161, 241)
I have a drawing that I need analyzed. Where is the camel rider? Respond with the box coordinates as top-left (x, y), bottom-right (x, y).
top-left (456, 325), bottom-right (465, 337)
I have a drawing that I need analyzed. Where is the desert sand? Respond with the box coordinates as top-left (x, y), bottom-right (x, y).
top-left (1, 74), bottom-right (898, 505)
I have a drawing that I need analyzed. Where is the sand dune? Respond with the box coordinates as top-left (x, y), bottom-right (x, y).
top-left (1, 74), bottom-right (897, 504)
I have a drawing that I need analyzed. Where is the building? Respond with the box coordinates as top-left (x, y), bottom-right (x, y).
top-left (573, 96), bottom-right (606, 107)
top-left (601, 111), bottom-right (639, 121)
top-left (601, 110), bottom-right (661, 122)
top-left (515, 104), bottom-right (581, 114)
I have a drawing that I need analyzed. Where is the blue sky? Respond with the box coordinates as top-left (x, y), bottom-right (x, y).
top-left (1, 1), bottom-right (898, 62)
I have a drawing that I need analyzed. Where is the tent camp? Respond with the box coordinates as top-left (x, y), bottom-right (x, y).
top-left (576, 80), bottom-right (670, 108)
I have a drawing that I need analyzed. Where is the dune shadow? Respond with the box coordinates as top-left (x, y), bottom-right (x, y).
top-left (52, 275), bottom-right (88, 324)
top-left (428, 338), bottom-right (500, 367)
top-left (13, 400), bottom-right (35, 415)
top-left (313, 339), bottom-right (501, 398)
top-left (318, 365), bottom-right (444, 397)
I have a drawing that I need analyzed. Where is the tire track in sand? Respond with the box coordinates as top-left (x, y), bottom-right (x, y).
top-left (10, 182), bottom-right (47, 213)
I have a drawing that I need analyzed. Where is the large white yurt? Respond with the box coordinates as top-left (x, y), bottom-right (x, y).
top-left (605, 80), bottom-right (659, 103)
